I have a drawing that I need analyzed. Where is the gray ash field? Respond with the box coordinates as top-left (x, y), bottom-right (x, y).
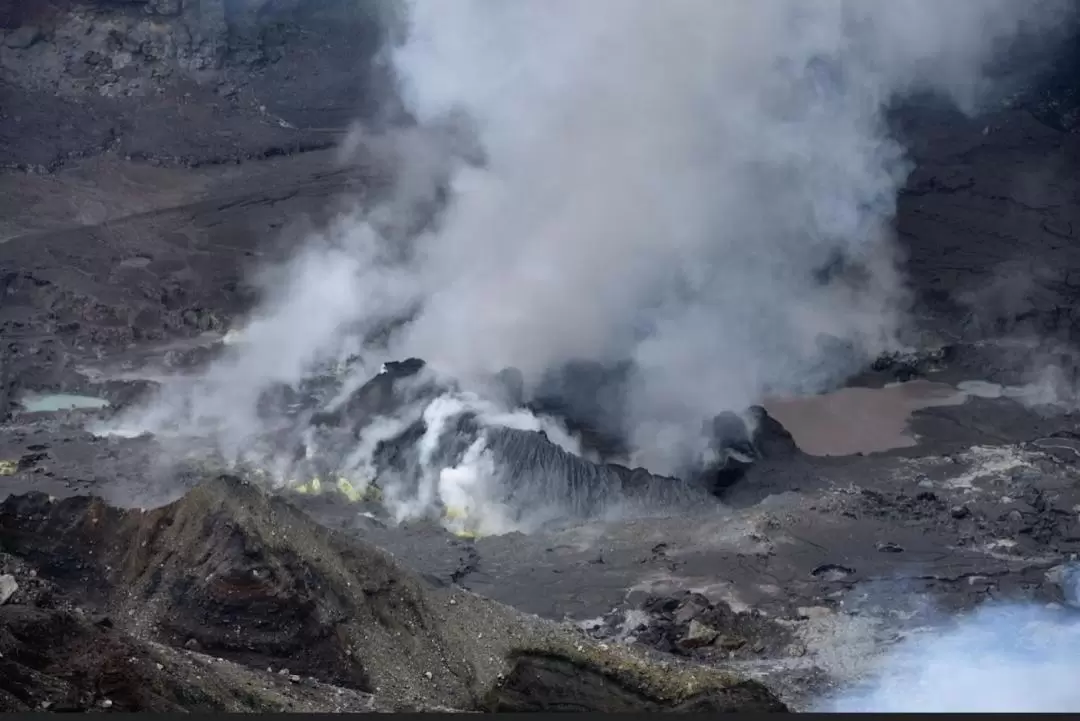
top-left (4, 0), bottom-right (1080, 714)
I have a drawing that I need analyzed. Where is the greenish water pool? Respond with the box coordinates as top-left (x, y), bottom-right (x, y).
top-left (19, 393), bottom-right (111, 413)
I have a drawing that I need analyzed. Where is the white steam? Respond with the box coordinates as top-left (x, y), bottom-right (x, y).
top-left (821, 603), bottom-right (1080, 712)
top-left (377, 389), bottom-right (591, 535)
top-left (384, 0), bottom-right (1067, 472)
top-left (105, 1), bottom-right (1072, 526)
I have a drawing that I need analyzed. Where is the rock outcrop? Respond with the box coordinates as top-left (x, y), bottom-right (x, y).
top-left (0, 474), bottom-right (788, 712)
top-left (286, 358), bottom-right (746, 529)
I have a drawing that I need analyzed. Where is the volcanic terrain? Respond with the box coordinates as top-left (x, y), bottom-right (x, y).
top-left (3, 0), bottom-right (1080, 713)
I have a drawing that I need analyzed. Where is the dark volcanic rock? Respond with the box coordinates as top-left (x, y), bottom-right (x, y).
top-left (0, 347), bottom-right (15, 422)
top-left (294, 358), bottom-right (726, 526)
top-left (588, 592), bottom-right (794, 664)
top-left (485, 652), bottom-right (788, 713)
top-left (0, 603), bottom-right (379, 712)
top-left (309, 357), bottom-right (429, 429)
top-left (1, 476), bottom-right (440, 694)
top-left (698, 406), bottom-right (800, 495)
top-left (0, 475), bottom-right (787, 712)
top-left (870, 346), bottom-right (956, 382)
top-left (483, 426), bottom-right (715, 520)
top-left (283, 355), bottom-right (803, 529)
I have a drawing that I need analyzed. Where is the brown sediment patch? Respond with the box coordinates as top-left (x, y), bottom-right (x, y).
top-left (763, 380), bottom-right (967, 457)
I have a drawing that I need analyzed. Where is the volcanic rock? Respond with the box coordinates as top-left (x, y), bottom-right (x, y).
top-left (291, 358), bottom-right (723, 526)
top-left (699, 405), bottom-right (799, 494)
top-left (590, 593), bottom-right (792, 663)
top-left (0, 349), bottom-right (15, 423)
top-left (307, 357), bottom-right (430, 430)
top-left (0, 602), bottom-right (380, 712)
top-left (484, 653), bottom-right (787, 713)
top-left (0, 0), bottom-right (392, 171)
top-left (678, 620), bottom-right (720, 650)
top-left (1045, 564), bottom-right (1080, 607)
top-left (0, 475), bottom-right (787, 712)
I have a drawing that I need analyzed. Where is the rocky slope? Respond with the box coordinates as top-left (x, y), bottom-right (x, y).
top-left (0, 474), bottom-right (787, 712)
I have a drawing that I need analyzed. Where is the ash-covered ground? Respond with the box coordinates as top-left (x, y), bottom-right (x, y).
top-left (4, 0), bottom-right (1080, 714)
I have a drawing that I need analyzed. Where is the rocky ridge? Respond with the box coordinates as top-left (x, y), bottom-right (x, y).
top-left (0, 474), bottom-right (787, 712)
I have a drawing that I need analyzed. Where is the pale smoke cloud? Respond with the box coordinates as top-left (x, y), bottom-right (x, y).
top-left (104, 1), bottom-right (1072, 518)
top-left (382, 0), bottom-right (1068, 473)
top-left (820, 603), bottom-right (1080, 712)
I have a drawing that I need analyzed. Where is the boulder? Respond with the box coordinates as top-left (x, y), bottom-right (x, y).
top-left (698, 406), bottom-right (799, 493)
top-left (678, 620), bottom-right (720, 650)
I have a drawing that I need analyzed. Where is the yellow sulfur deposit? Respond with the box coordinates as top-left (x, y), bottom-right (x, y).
top-left (290, 474), bottom-right (381, 504)
top-left (335, 477), bottom-right (363, 503)
top-left (292, 477), bottom-right (323, 495)
top-left (443, 506), bottom-right (483, 539)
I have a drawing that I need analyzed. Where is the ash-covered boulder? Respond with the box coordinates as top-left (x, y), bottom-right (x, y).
top-left (697, 406), bottom-right (799, 494)
top-left (0, 476), bottom-right (788, 713)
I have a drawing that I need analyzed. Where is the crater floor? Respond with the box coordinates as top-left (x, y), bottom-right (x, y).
top-left (3, 97), bottom-right (1080, 711)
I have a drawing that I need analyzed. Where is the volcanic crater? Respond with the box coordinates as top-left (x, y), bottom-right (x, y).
top-left (3, 0), bottom-right (1080, 713)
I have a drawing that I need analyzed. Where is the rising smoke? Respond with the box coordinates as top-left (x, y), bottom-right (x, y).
top-left (820, 600), bottom-right (1080, 712)
top-left (803, 568), bottom-right (1080, 712)
top-left (107, 1), bottom-right (1072, 527)
top-left (381, 0), bottom-right (1069, 474)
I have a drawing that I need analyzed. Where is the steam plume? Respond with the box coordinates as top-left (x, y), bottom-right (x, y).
top-left (383, 0), bottom-right (1068, 473)
top-left (107, 0), bottom-right (1071, 518)
top-left (820, 602), bottom-right (1080, 712)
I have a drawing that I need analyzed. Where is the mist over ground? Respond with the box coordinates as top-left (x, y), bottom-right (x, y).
top-left (820, 599), bottom-right (1080, 712)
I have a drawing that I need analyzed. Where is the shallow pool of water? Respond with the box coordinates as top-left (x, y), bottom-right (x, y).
top-left (19, 393), bottom-right (111, 413)
top-left (763, 380), bottom-right (967, 457)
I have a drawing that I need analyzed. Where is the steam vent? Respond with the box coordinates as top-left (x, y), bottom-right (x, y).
top-left (3, 0), bottom-right (1080, 713)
